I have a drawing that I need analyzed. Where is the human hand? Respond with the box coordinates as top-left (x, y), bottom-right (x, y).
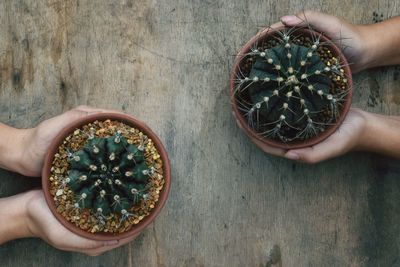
top-left (268, 10), bottom-right (370, 73)
top-left (26, 189), bottom-right (137, 256)
top-left (236, 108), bottom-right (367, 163)
top-left (282, 108), bottom-right (367, 163)
top-left (19, 106), bottom-right (119, 177)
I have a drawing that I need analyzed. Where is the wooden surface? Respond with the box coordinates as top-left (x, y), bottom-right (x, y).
top-left (0, 0), bottom-right (400, 266)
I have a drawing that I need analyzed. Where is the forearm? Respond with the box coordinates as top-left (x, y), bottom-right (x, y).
top-left (360, 16), bottom-right (400, 68)
top-left (358, 112), bottom-right (400, 158)
top-left (0, 123), bottom-right (29, 174)
top-left (0, 191), bottom-right (33, 244)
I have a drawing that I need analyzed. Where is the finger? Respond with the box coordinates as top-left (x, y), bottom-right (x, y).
top-left (284, 134), bottom-right (347, 163)
top-left (270, 21), bottom-right (285, 29)
top-left (281, 10), bottom-right (342, 35)
top-left (57, 235), bottom-right (119, 252)
top-left (84, 243), bottom-right (120, 256)
top-left (42, 106), bottom-right (121, 131)
top-left (38, 109), bottom-right (90, 133)
top-left (84, 234), bottom-right (138, 256)
top-left (45, 221), bottom-right (119, 252)
top-left (74, 105), bottom-right (123, 114)
top-left (30, 191), bottom-right (119, 253)
top-left (77, 239), bottom-right (119, 250)
top-left (46, 220), bottom-right (120, 251)
top-left (257, 22), bottom-right (284, 35)
top-left (84, 239), bottom-right (119, 250)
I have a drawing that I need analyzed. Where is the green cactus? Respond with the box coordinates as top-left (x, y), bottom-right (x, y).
top-left (234, 28), bottom-right (349, 142)
top-left (67, 131), bottom-right (151, 216)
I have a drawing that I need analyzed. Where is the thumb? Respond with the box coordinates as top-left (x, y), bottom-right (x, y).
top-left (57, 232), bottom-right (119, 251)
top-left (284, 134), bottom-right (347, 164)
top-left (280, 11), bottom-right (342, 37)
top-left (39, 108), bottom-right (102, 133)
top-left (76, 237), bottom-right (119, 250)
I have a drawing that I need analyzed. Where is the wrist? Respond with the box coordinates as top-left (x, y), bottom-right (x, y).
top-left (356, 24), bottom-right (380, 71)
top-left (357, 17), bottom-right (400, 70)
top-left (356, 111), bottom-right (400, 157)
top-left (24, 190), bottom-right (43, 239)
top-left (16, 127), bottom-right (37, 176)
top-left (344, 109), bottom-right (369, 152)
top-left (0, 124), bottom-right (24, 174)
top-left (0, 123), bottom-right (33, 175)
top-left (1, 124), bottom-right (38, 176)
top-left (0, 191), bottom-right (34, 244)
top-left (355, 110), bottom-right (379, 151)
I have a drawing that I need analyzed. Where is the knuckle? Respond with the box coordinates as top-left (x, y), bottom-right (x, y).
top-left (303, 10), bottom-right (315, 18)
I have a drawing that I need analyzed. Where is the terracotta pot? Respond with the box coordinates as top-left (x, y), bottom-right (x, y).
top-left (229, 27), bottom-right (353, 150)
top-left (42, 113), bottom-right (171, 241)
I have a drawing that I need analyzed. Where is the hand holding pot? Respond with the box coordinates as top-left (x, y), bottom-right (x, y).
top-left (237, 108), bottom-right (367, 163)
top-left (0, 189), bottom-right (137, 256)
top-left (240, 12), bottom-right (400, 162)
top-left (0, 106), bottom-right (141, 255)
top-left (272, 10), bottom-right (368, 73)
top-left (275, 10), bottom-right (400, 73)
top-left (246, 104), bottom-right (400, 163)
top-left (283, 108), bottom-right (367, 163)
top-left (26, 190), bottom-right (123, 256)
top-left (18, 106), bottom-right (117, 177)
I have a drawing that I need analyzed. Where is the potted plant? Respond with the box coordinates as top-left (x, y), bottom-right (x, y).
top-left (42, 113), bottom-right (171, 241)
top-left (230, 26), bottom-right (353, 149)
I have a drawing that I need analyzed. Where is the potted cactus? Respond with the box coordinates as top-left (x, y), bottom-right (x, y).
top-left (42, 113), bottom-right (170, 240)
top-left (230, 27), bottom-right (353, 149)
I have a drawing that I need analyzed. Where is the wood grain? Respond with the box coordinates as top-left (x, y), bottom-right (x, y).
top-left (0, 0), bottom-right (399, 266)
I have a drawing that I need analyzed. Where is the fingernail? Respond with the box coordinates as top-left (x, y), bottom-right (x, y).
top-left (281, 15), bottom-right (297, 25)
top-left (285, 151), bottom-right (300, 160)
top-left (104, 240), bottom-right (119, 246)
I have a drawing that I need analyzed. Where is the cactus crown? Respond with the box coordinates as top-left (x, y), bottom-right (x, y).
top-left (234, 27), bottom-right (349, 142)
top-left (67, 131), bottom-right (151, 216)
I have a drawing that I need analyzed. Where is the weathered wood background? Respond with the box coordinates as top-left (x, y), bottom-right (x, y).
top-left (0, 0), bottom-right (399, 266)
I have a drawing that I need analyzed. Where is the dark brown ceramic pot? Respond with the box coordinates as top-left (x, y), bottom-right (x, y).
top-left (230, 27), bottom-right (353, 150)
top-left (42, 113), bottom-right (171, 241)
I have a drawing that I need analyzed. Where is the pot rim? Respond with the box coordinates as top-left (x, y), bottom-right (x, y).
top-left (229, 26), bottom-right (353, 150)
top-left (41, 112), bottom-right (171, 241)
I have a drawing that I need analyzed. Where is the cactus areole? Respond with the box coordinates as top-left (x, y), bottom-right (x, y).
top-left (42, 113), bottom-right (171, 241)
top-left (230, 27), bottom-right (353, 149)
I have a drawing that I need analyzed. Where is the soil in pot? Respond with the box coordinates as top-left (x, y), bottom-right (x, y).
top-left (231, 27), bottom-right (352, 147)
top-left (48, 119), bottom-right (165, 234)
